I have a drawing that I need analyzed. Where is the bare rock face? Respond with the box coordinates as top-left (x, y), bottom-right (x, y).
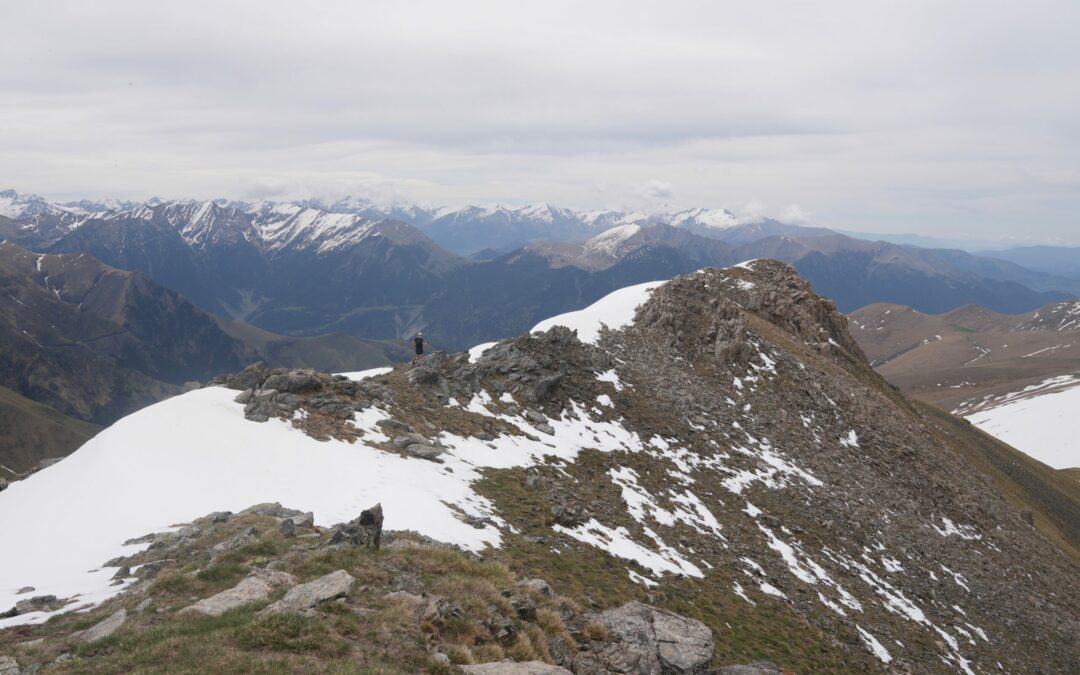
top-left (180, 569), bottom-right (297, 617)
top-left (573, 602), bottom-right (714, 675)
top-left (0, 655), bottom-right (19, 675)
top-left (328, 503), bottom-right (383, 549)
top-left (72, 609), bottom-right (127, 643)
top-left (260, 569), bottom-right (354, 614)
top-left (460, 662), bottom-right (572, 675)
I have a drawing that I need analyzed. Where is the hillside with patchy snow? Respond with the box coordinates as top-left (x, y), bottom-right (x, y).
top-left (2, 261), bottom-right (1078, 673)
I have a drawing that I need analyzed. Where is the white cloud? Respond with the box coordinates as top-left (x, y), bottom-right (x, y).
top-left (1, 0), bottom-right (1078, 242)
top-left (779, 204), bottom-right (811, 224)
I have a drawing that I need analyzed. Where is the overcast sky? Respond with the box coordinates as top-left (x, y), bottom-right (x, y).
top-left (3, 1), bottom-right (1079, 243)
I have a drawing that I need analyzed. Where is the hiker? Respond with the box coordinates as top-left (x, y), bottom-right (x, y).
top-left (412, 332), bottom-right (428, 364)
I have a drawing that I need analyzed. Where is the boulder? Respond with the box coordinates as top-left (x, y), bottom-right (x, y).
top-left (376, 418), bottom-right (414, 434)
top-left (72, 609), bottom-right (127, 643)
top-left (0, 656), bottom-right (18, 675)
top-left (180, 569), bottom-right (297, 617)
top-left (242, 503), bottom-right (307, 519)
top-left (573, 601), bottom-right (714, 675)
top-left (243, 389), bottom-right (278, 422)
top-left (0, 478), bottom-right (7, 492)
top-left (221, 362), bottom-right (268, 391)
top-left (403, 443), bottom-right (445, 460)
top-left (460, 662), bottom-right (572, 675)
top-left (13, 595), bottom-right (63, 616)
top-left (328, 504), bottom-right (383, 549)
top-left (392, 432), bottom-right (429, 449)
top-left (519, 578), bottom-right (554, 598)
top-left (280, 518), bottom-right (296, 538)
top-left (261, 569), bottom-right (354, 614)
top-left (261, 370), bottom-right (322, 394)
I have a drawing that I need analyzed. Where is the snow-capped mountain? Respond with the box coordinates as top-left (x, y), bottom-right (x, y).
top-left (2, 261), bottom-right (1077, 673)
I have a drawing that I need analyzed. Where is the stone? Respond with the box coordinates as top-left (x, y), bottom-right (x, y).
top-left (460, 662), bottom-right (572, 675)
top-left (0, 479), bottom-right (7, 493)
top-left (260, 569), bottom-right (354, 614)
top-left (242, 503), bottom-right (306, 519)
top-left (244, 389), bottom-right (278, 422)
top-left (223, 362), bottom-right (268, 391)
top-left (135, 598), bottom-right (152, 614)
top-left (392, 432), bottom-right (429, 449)
top-left (296, 512), bottom-right (315, 528)
top-left (210, 511), bottom-right (232, 524)
top-left (261, 370), bottom-right (322, 394)
top-left (403, 443), bottom-right (445, 460)
top-left (180, 569), bottom-right (297, 617)
top-left (376, 418), bottom-right (414, 434)
top-left (280, 518), bottom-right (296, 538)
top-left (328, 504), bottom-right (383, 549)
top-left (73, 609), bottom-right (127, 643)
top-left (233, 388), bottom-right (255, 405)
top-left (15, 587), bottom-right (34, 595)
top-left (572, 601), bottom-right (714, 675)
top-left (211, 527), bottom-right (259, 558)
top-left (13, 596), bottom-right (62, 616)
top-left (0, 656), bottom-right (18, 675)
top-left (519, 578), bottom-right (553, 598)
top-left (111, 565), bottom-right (131, 580)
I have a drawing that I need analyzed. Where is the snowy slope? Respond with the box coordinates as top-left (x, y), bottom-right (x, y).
top-left (0, 284), bottom-right (670, 628)
top-left (964, 376), bottom-right (1080, 469)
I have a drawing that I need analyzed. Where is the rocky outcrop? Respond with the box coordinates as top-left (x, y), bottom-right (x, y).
top-left (180, 569), bottom-right (297, 617)
top-left (261, 570), bottom-right (354, 614)
top-left (72, 609), bottom-right (127, 643)
top-left (573, 602), bottom-right (714, 675)
top-left (0, 656), bottom-right (19, 675)
top-left (328, 503), bottom-right (383, 549)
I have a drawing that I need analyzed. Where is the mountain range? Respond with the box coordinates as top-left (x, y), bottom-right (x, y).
top-left (0, 240), bottom-right (404, 471)
top-left (3, 189), bottom-right (1076, 355)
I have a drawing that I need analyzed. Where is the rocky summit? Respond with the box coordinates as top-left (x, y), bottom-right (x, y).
top-left (1, 260), bottom-right (1077, 673)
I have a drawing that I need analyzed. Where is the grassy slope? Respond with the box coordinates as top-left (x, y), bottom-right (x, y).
top-left (915, 400), bottom-right (1080, 563)
top-left (0, 385), bottom-right (100, 474)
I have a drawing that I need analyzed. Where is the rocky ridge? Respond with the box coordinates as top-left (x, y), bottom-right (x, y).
top-left (2, 260), bottom-right (1077, 672)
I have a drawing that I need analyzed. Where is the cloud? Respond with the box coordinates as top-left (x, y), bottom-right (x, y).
top-left (638, 180), bottom-right (674, 201)
top-left (1, 1), bottom-right (1079, 242)
top-left (779, 204), bottom-right (811, 224)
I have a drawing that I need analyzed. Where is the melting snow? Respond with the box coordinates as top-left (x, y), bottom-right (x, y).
top-left (532, 280), bottom-right (666, 344)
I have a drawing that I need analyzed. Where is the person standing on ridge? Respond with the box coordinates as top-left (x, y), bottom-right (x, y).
top-left (413, 332), bottom-right (428, 364)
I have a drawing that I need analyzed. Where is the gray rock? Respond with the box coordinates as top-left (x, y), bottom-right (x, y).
top-left (392, 432), bottom-right (428, 449)
top-left (233, 388), bottom-right (255, 405)
top-left (535, 423), bottom-right (555, 436)
top-left (280, 518), bottom-right (296, 538)
top-left (328, 504), bottom-right (383, 549)
top-left (180, 569), bottom-right (297, 617)
top-left (460, 662), bottom-right (572, 675)
top-left (211, 527), bottom-right (259, 558)
top-left (135, 597), bottom-right (152, 614)
top-left (220, 362), bottom-right (268, 391)
top-left (15, 587), bottom-right (33, 595)
top-left (403, 443), bottom-right (445, 460)
top-left (261, 569), bottom-right (354, 614)
top-left (376, 418), bottom-right (414, 434)
top-left (261, 370), bottom-right (321, 394)
top-left (243, 388), bottom-right (278, 422)
top-left (0, 479), bottom-right (7, 493)
top-left (519, 578), bottom-right (553, 598)
top-left (13, 596), bottom-right (62, 616)
top-left (573, 601), bottom-right (714, 675)
top-left (296, 512), bottom-right (315, 528)
top-left (242, 503), bottom-right (306, 519)
top-left (0, 656), bottom-right (18, 675)
top-left (73, 609), bottom-right (127, 643)
top-left (210, 511), bottom-right (232, 524)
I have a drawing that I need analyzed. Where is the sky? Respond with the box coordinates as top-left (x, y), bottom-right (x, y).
top-left (3, 0), bottom-right (1079, 243)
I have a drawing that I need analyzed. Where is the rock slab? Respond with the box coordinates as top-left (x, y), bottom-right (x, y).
top-left (180, 569), bottom-right (297, 617)
top-left (573, 601), bottom-right (714, 675)
top-left (261, 569), bottom-right (354, 614)
top-left (73, 609), bottom-right (127, 643)
top-left (0, 655), bottom-right (18, 675)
